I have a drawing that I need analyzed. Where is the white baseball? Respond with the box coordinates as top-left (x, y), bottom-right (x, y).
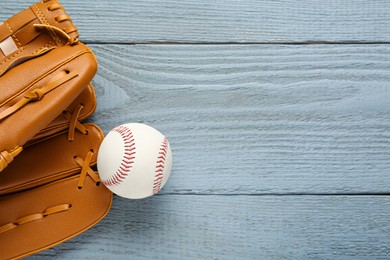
top-left (97, 123), bottom-right (172, 199)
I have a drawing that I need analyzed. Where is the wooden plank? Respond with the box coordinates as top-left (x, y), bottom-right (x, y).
top-left (1, 0), bottom-right (390, 43)
top-left (29, 195), bottom-right (390, 259)
top-left (86, 44), bottom-right (390, 195)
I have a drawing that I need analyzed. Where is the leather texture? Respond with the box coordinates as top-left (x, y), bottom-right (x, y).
top-left (0, 1), bottom-right (113, 258)
top-left (0, 175), bottom-right (112, 260)
top-left (0, 42), bottom-right (97, 171)
top-left (0, 123), bottom-right (112, 260)
top-left (30, 82), bottom-right (97, 143)
top-left (0, 0), bottom-right (79, 76)
top-left (0, 0), bottom-right (99, 172)
top-left (0, 124), bottom-right (103, 196)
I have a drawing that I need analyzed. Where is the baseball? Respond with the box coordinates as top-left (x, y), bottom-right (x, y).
top-left (97, 123), bottom-right (172, 199)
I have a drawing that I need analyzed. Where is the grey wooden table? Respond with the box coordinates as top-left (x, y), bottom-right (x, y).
top-left (1, 0), bottom-right (390, 259)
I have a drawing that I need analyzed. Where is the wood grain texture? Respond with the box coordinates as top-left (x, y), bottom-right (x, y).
top-left (29, 195), bottom-right (390, 259)
top-left (1, 1), bottom-right (390, 259)
top-left (1, 0), bottom-right (390, 43)
top-left (86, 44), bottom-right (390, 195)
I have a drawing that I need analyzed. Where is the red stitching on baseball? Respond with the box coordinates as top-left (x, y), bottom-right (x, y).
top-left (101, 125), bottom-right (135, 187)
top-left (153, 137), bottom-right (169, 194)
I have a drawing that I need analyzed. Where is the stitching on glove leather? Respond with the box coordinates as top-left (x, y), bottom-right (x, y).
top-left (0, 70), bottom-right (78, 122)
top-left (32, 4), bottom-right (61, 45)
top-left (0, 42), bottom-right (56, 76)
top-left (0, 47), bottom-right (24, 69)
top-left (5, 21), bottom-right (22, 48)
top-left (33, 2), bottom-right (78, 46)
top-left (31, 42), bottom-right (56, 56)
top-left (0, 203), bottom-right (71, 234)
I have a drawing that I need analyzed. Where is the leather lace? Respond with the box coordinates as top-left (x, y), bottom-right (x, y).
top-left (0, 203), bottom-right (71, 234)
top-left (37, 0), bottom-right (78, 44)
top-left (33, 24), bottom-right (78, 45)
top-left (65, 107), bottom-right (100, 188)
top-left (0, 70), bottom-right (78, 122)
top-left (0, 147), bottom-right (23, 172)
top-left (0, 70), bottom-right (78, 172)
top-left (63, 104), bottom-right (88, 142)
top-left (75, 151), bottom-right (101, 189)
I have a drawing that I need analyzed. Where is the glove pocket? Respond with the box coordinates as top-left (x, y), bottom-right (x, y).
top-left (0, 123), bottom-right (104, 196)
top-left (0, 173), bottom-right (112, 259)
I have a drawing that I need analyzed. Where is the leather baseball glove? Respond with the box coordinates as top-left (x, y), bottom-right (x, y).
top-left (0, 1), bottom-right (113, 258)
top-left (0, 0), bottom-right (96, 171)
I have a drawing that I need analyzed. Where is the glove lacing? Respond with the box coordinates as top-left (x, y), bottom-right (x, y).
top-left (0, 147), bottom-right (23, 172)
top-left (0, 204), bottom-right (71, 234)
top-left (35, 0), bottom-right (79, 45)
top-left (34, 24), bottom-right (78, 45)
top-left (0, 70), bottom-right (78, 122)
top-left (63, 105), bottom-right (101, 188)
top-left (74, 150), bottom-right (101, 189)
top-left (63, 104), bottom-right (88, 142)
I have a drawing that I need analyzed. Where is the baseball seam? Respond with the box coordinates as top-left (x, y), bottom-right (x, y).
top-left (153, 137), bottom-right (169, 194)
top-left (101, 125), bottom-right (135, 187)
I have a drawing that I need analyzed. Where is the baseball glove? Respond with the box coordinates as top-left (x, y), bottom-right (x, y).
top-left (0, 0), bottom-right (97, 171)
top-left (0, 1), bottom-right (113, 258)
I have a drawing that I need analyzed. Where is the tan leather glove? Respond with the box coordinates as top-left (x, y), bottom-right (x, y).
top-left (0, 0), bottom-right (98, 171)
top-left (0, 1), bottom-right (113, 258)
top-left (0, 122), bottom-right (112, 259)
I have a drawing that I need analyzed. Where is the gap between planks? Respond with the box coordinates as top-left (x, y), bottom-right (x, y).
top-left (157, 193), bottom-right (390, 196)
top-left (83, 41), bottom-right (390, 45)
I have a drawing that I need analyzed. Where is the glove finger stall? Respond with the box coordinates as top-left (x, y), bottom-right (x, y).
top-left (0, 42), bottom-right (98, 172)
